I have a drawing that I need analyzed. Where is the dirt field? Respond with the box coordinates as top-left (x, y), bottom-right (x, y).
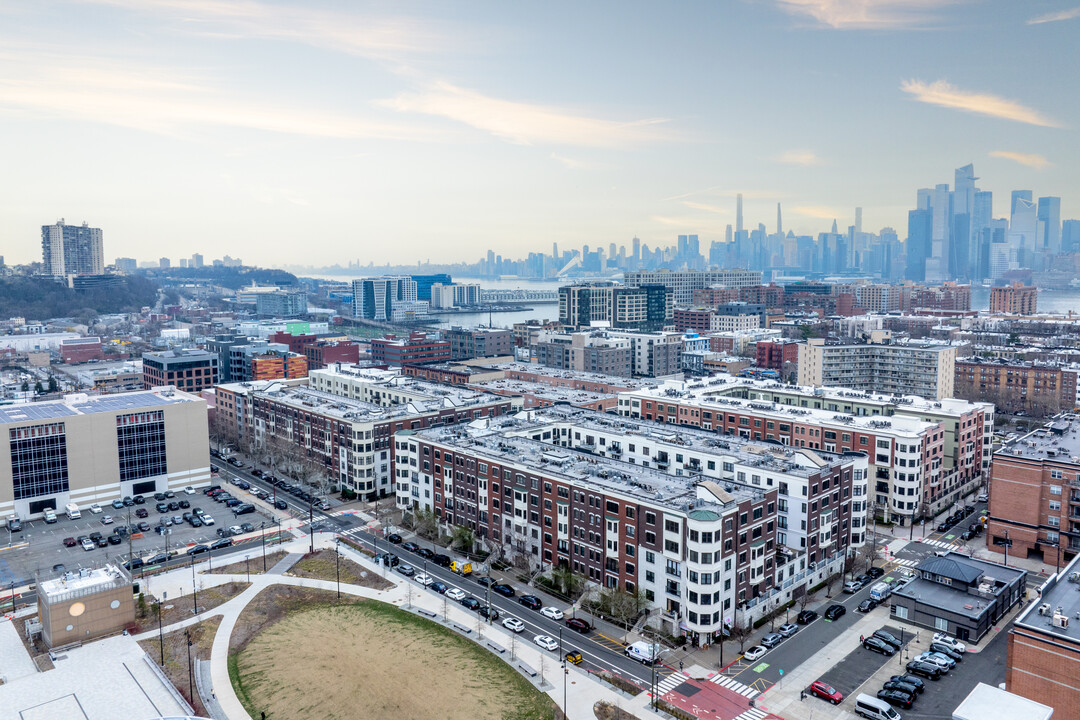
top-left (230, 596), bottom-right (556, 720)
top-left (287, 548), bottom-right (394, 591)
top-left (152, 581), bottom-right (250, 625)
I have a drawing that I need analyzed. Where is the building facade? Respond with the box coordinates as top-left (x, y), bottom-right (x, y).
top-left (445, 327), bottom-right (513, 360)
top-left (558, 283), bottom-right (673, 332)
top-left (955, 359), bottom-right (1078, 417)
top-left (142, 349), bottom-right (219, 392)
top-left (991, 282), bottom-right (1038, 315)
top-left (41, 220), bottom-right (104, 277)
top-left (369, 333), bottom-right (451, 366)
top-left (1, 389), bottom-right (210, 520)
top-left (624, 270), bottom-right (763, 305)
top-left (255, 290), bottom-right (308, 318)
top-left (351, 277), bottom-right (420, 321)
top-left (532, 332), bottom-right (633, 377)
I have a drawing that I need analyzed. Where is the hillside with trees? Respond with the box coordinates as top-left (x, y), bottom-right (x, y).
top-left (0, 275), bottom-right (159, 321)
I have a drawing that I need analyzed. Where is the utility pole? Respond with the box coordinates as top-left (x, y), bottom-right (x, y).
top-left (185, 629), bottom-right (194, 703)
top-left (126, 504), bottom-right (134, 579)
top-left (191, 555), bottom-right (198, 614)
top-left (335, 537), bottom-right (341, 599)
top-left (157, 590), bottom-right (165, 665)
top-left (261, 523), bottom-right (266, 572)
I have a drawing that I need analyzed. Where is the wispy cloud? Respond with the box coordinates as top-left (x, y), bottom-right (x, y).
top-left (774, 0), bottom-right (956, 29)
top-left (901, 79), bottom-right (1061, 128)
top-left (1027, 6), bottom-right (1080, 24)
top-left (550, 153), bottom-right (595, 170)
top-left (379, 81), bottom-right (671, 148)
top-left (774, 150), bottom-right (821, 166)
top-left (989, 151), bottom-right (1053, 170)
top-left (680, 201), bottom-right (729, 214)
top-left (793, 205), bottom-right (842, 220)
top-left (81, 0), bottom-right (449, 61)
top-left (0, 50), bottom-right (431, 141)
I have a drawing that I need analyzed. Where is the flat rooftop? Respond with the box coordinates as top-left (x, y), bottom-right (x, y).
top-left (894, 552), bottom-right (1026, 620)
top-left (469, 378), bottom-right (618, 404)
top-left (412, 421), bottom-right (764, 510)
top-left (1016, 551), bottom-right (1080, 644)
top-left (39, 564), bottom-right (130, 604)
top-left (953, 683), bottom-right (1053, 720)
top-left (0, 388), bottom-right (200, 425)
top-left (481, 361), bottom-right (656, 389)
top-left (502, 404), bottom-right (854, 479)
top-left (999, 414), bottom-right (1080, 462)
top-left (624, 380), bottom-right (937, 437)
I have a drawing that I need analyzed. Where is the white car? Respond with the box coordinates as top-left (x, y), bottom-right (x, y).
top-left (976, 492), bottom-right (988, 502)
top-left (414, 573), bottom-right (434, 586)
top-left (540, 606), bottom-right (564, 621)
top-left (932, 633), bottom-right (967, 653)
top-left (202, 515), bottom-right (215, 526)
top-left (88, 504), bottom-right (103, 514)
top-left (101, 515), bottom-right (113, 525)
top-left (534, 634), bottom-right (559, 651)
top-left (446, 587), bottom-right (467, 601)
top-left (81, 538), bottom-right (95, 551)
top-left (184, 486), bottom-right (196, 495)
top-left (503, 617), bottom-right (526, 633)
top-left (743, 645), bottom-right (768, 661)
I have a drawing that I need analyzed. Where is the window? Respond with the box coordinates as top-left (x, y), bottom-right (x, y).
top-left (894, 605), bottom-right (908, 620)
top-left (9, 422), bottom-right (69, 500)
top-left (1050, 485), bottom-right (1062, 496)
top-left (934, 617), bottom-right (948, 631)
top-left (116, 411), bottom-right (167, 482)
top-left (665, 519), bottom-right (679, 533)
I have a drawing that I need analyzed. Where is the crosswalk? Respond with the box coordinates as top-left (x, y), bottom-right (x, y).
top-left (732, 707), bottom-right (768, 720)
top-left (655, 672), bottom-right (690, 695)
top-left (920, 538), bottom-right (956, 548)
top-left (894, 558), bottom-right (918, 567)
top-left (709, 674), bottom-right (760, 698)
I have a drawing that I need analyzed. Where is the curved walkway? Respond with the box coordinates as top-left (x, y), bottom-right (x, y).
top-left (135, 533), bottom-right (646, 720)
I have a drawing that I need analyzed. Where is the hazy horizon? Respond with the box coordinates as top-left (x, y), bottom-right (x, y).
top-left (1, 1), bottom-right (1076, 267)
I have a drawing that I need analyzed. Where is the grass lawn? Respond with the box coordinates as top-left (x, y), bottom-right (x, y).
top-left (229, 588), bottom-right (556, 720)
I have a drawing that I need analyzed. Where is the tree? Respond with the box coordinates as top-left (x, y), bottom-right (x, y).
top-left (137, 592), bottom-right (148, 619)
top-left (47, 375), bottom-right (58, 393)
top-left (410, 508), bottom-right (439, 542)
top-left (450, 525), bottom-right (475, 555)
top-left (20, 381), bottom-right (28, 392)
top-left (844, 551), bottom-right (859, 580)
top-left (728, 619), bottom-right (753, 652)
top-left (550, 564), bottom-right (585, 600)
top-left (34, 381), bottom-right (43, 395)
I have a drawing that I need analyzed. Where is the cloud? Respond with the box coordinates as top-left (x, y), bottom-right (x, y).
top-left (901, 79), bottom-right (1061, 128)
top-left (0, 50), bottom-right (432, 141)
top-left (774, 0), bottom-right (956, 29)
top-left (80, 0), bottom-right (448, 62)
top-left (774, 150), bottom-right (821, 166)
top-left (550, 153), bottom-right (594, 170)
top-left (793, 205), bottom-right (842, 220)
top-left (989, 151), bottom-right (1053, 170)
top-left (1027, 6), bottom-right (1080, 24)
top-left (379, 81), bottom-right (671, 148)
top-left (680, 201), bottom-right (729, 214)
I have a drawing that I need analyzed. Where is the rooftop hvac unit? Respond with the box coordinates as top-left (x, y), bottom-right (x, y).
top-left (1038, 602), bottom-right (1052, 616)
top-left (1053, 612), bottom-right (1070, 629)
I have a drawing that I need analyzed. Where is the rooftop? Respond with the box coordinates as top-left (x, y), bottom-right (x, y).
top-left (482, 361), bottom-right (655, 389)
top-left (39, 564), bottom-right (130, 604)
top-left (894, 551), bottom-right (1026, 620)
top-left (410, 420), bottom-right (764, 511)
top-left (953, 683), bottom-right (1053, 720)
top-left (502, 404), bottom-right (855, 479)
top-left (999, 414), bottom-right (1080, 463)
top-left (1016, 551), bottom-right (1080, 644)
top-left (0, 388), bottom-right (200, 425)
top-left (623, 380), bottom-right (938, 438)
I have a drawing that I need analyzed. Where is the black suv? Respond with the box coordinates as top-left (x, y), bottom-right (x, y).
top-left (906, 659), bottom-right (942, 680)
top-left (518, 595), bottom-right (543, 611)
top-left (824, 604), bottom-right (845, 620)
top-left (796, 609), bottom-right (818, 624)
top-left (431, 554), bottom-right (451, 567)
top-left (873, 630), bottom-right (903, 651)
top-left (460, 597), bottom-right (481, 611)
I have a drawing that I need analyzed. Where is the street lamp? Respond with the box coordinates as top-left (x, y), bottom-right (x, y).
top-left (260, 522), bottom-right (267, 572)
top-left (190, 555), bottom-right (198, 614)
top-left (245, 554), bottom-right (250, 583)
top-left (185, 629), bottom-right (194, 703)
top-left (335, 537), bottom-right (341, 599)
top-left (157, 591), bottom-right (166, 665)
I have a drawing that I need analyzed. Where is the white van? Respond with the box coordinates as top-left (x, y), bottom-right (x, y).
top-left (65, 503), bottom-right (81, 519)
top-left (625, 641), bottom-right (661, 665)
top-left (42, 508), bottom-right (57, 523)
top-left (855, 693), bottom-right (902, 720)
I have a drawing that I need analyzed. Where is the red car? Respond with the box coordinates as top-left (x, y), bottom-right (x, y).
top-left (63, 536), bottom-right (77, 547)
top-left (810, 680), bottom-right (843, 705)
top-left (566, 618), bottom-right (592, 633)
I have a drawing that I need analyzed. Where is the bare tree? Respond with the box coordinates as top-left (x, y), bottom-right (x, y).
top-left (728, 619), bottom-right (753, 652)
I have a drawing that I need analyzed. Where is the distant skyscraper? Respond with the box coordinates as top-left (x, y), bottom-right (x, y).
top-left (736, 193), bottom-right (744, 233)
top-left (1063, 220), bottom-right (1080, 254)
top-left (191, 253), bottom-right (204, 268)
top-left (41, 220), bottom-right (104, 277)
top-left (1037, 197), bottom-right (1061, 254)
top-left (831, 219), bottom-right (838, 235)
top-left (906, 207), bottom-right (932, 281)
top-left (552, 242), bottom-right (558, 258)
top-left (725, 224), bottom-right (733, 244)
top-left (854, 207), bottom-right (862, 234)
top-left (159, 257), bottom-right (170, 269)
top-left (1010, 193), bottom-right (1037, 264)
top-left (777, 203), bottom-right (783, 235)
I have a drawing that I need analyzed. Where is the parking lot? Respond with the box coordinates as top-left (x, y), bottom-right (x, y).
top-left (1, 482), bottom-right (281, 585)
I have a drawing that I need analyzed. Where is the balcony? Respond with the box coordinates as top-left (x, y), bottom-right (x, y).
top-left (608, 444), bottom-right (623, 455)
top-left (653, 455), bottom-right (670, 468)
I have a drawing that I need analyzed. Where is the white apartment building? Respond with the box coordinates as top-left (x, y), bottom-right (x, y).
top-left (623, 269), bottom-right (763, 305)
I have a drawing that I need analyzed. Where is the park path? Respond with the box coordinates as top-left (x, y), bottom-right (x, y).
top-left (135, 533), bottom-right (646, 720)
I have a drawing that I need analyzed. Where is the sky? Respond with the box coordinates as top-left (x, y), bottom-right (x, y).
top-left (1, 0), bottom-right (1078, 268)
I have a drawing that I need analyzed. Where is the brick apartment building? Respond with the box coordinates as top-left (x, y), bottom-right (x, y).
top-left (59, 337), bottom-right (105, 364)
top-left (142, 348), bottom-right (219, 392)
top-left (986, 417), bottom-right (1080, 568)
top-left (991, 282), bottom-right (1038, 315)
top-left (955, 358), bottom-right (1078, 417)
top-left (755, 340), bottom-right (799, 372)
top-left (369, 332), bottom-right (451, 366)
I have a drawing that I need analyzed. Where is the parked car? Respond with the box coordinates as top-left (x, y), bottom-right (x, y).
top-left (107, 534), bottom-right (122, 545)
top-left (374, 553), bottom-right (399, 567)
top-left (112, 499), bottom-right (125, 510)
top-left (188, 544), bottom-right (210, 555)
top-left (857, 599), bottom-right (878, 613)
top-left (888, 674), bottom-right (925, 693)
top-left (88, 503), bottom-right (102, 514)
top-left (863, 637), bottom-right (895, 656)
top-left (81, 538), bottom-right (96, 551)
top-left (778, 623), bottom-right (799, 638)
top-left (211, 538), bottom-right (233, 550)
top-left (416, 548), bottom-right (434, 560)
top-left (873, 630), bottom-right (903, 650)
top-left (534, 635), bottom-right (559, 651)
top-left (743, 645), bottom-right (768, 661)
top-left (156, 502), bottom-right (169, 513)
top-left (761, 633), bottom-right (784, 648)
top-left (843, 580), bottom-right (863, 593)
top-left (202, 515), bottom-right (216, 526)
top-left (932, 633), bottom-right (966, 653)
top-left (518, 595), bottom-right (542, 611)
top-left (401, 541), bottom-right (419, 553)
top-left (566, 618), bottom-right (591, 633)
top-left (62, 536), bottom-right (77, 547)
top-left (475, 576), bottom-right (495, 587)
top-left (883, 679), bottom-right (921, 697)
top-left (124, 558), bottom-right (144, 570)
top-left (492, 583), bottom-right (516, 598)
top-left (386, 533), bottom-right (402, 544)
top-left (976, 492), bottom-right (988, 502)
top-left (430, 581), bottom-right (448, 594)
top-left (916, 651), bottom-right (955, 670)
top-left (274, 499), bottom-right (288, 510)
top-left (824, 604), bottom-right (846, 620)
top-left (877, 688), bottom-right (915, 710)
top-left (796, 609), bottom-right (818, 624)
top-left (478, 605), bottom-right (500, 620)
top-left (135, 508), bottom-right (149, 518)
top-left (460, 597), bottom-right (481, 611)
top-left (929, 642), bottom-right (963, 662)
top-left (234, 504), bottom-right (255, 515)
top-left (431, 554), bottom-right (452, 567)
top-left (101, 515), bottom-right (114, 525)
top-left (503, 617), bottom-right (525, 633)
top-left (178, 499), bottom-right (190, 509)
top-left (866, 566), bottom-right (885, 579)
top-left (414, 573), bottom-right (434, 586)
top-left (148, 552), bottom-right (170, 564)
top-left (137, 521), bottom-right (151, 532)
top-left (445, 588), bottom-right (467, 601)
top-left (810, 680), bottom-right (843, 704)
top-left (396, 564), bottom-right (415, 577)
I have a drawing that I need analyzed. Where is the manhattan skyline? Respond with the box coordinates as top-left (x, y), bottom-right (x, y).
top-left (0, 0), bottom-right (1077, 266)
